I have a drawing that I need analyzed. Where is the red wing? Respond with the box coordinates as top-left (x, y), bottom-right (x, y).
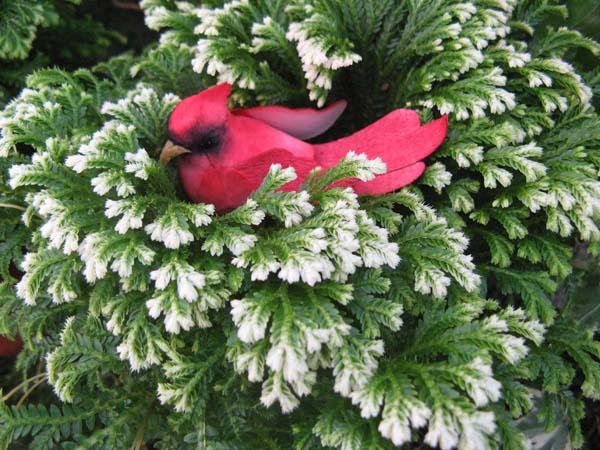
top-left (351, 162), bottom-right (426, 196)
top-left (217, 151), bottom-right (425, 209)
top-left (188, 148), bottom-right (318, 212)
top-left (316, 113), bottom-right (447, 172)
top-left (231, 148), bottom-right (318, 192)
top-left (232, 100), bottom-right (347, 140)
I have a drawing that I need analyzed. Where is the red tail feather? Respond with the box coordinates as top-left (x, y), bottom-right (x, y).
top-left (352, 162), bottom-right (426, 196)
top-left (316, 112), bottom-right (448, 173)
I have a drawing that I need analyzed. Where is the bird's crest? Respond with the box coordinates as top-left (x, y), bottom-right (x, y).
top-left (168, 83), bottom-right (232, 144)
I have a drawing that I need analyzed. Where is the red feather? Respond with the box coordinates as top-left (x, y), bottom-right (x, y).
top-left (169, 83), bottom-right (448, 212)
top-left (232, 100), bottom-right (347, 140)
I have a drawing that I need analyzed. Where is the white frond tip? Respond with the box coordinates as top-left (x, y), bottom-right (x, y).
top-left (345, 151), bottom-right (387, 181)
top-left (65, 154), bottom-right (88, 173)
top-left (164, 308), bottom-right (195, 334)
top-left (378, 417), bottom-right (413, 446)
top-left (124, 148), bottom-right (154, 180)
top-left (260, 374), bottom-right (300, 413)
top-left (272, 163), bottom-right (298, 183)
top-left (145, 220), bottom-right (194, 249)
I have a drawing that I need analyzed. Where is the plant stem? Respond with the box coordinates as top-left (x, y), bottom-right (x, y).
top-left (2, 373), bottom-right (47, 402)
top-left (130, 409), bottom-right (149, 450)
top-left (16, 375), bottom-right (48, 407)
top-left (0, 202), bottom-right (26, 211)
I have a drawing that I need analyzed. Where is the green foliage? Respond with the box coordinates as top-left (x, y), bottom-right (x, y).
top-left (0, 0), bottom-right (125, 105)
top-left (0, 0), bottom-right (599, 449)
top-left (0, 0), bottom-right (63, 61)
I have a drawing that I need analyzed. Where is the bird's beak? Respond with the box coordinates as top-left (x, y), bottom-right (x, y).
top-left (159, 140), bottom-right (191, 165)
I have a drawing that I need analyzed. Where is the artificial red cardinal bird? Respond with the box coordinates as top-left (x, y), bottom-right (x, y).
top-left (0, 335), bottom-right (22, 357)
top-left (160, 83), bottom-right (448, 212)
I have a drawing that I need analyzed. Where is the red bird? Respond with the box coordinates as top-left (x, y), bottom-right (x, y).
top-left (161, 83), bottom-right (448, 212)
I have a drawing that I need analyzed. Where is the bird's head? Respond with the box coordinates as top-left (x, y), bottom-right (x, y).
top-left (160, 83), bottom-right (232, 164)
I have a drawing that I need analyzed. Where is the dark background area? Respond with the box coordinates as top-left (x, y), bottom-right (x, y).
top-left (44, 0), bottom-right (157, 67)
top-left (0, 0), bottom-right (157, 102)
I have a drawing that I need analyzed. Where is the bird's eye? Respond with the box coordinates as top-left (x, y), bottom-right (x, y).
top-left (191, 129), bottom-right (222, 153)
top-left (202, 136), bottom-right (216, 148)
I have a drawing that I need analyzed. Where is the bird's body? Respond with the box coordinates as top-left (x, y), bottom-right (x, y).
top-left (163, 83), bottom-right (448, 211)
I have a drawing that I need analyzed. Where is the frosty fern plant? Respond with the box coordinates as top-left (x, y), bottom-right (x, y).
top-left (153, 0), bottom-right (600, 444)
top-left (0, 0), bottom-right (599, 449)
top-left (0, 70), bottom-right (512, 449)
top-left (0, 76), bottom-right (522, 449)
top-left (0, 0), bottom-right (123, 285)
